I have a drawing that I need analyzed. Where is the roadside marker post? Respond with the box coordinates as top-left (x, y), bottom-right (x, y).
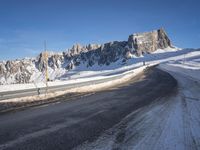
top-left (44, 41), bottom-right (49, 96)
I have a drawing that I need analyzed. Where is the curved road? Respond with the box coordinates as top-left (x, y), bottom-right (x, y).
top-left (0, 67), bottom-right (177, 150)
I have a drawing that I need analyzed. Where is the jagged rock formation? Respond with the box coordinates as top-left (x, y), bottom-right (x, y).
top-left (48, 54), bottom-right (64, 70)
top-left (37, 52), bottom-right (64, 71)
top-left (0, 28), bottom-right (173, 84)
top-left (37, 52), bottom-right (48, 72)
top-left (0, 59), bottom-right (33, 84)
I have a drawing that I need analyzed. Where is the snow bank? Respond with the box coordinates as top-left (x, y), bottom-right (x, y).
top-left (0, 65), bottom-right (147, 104)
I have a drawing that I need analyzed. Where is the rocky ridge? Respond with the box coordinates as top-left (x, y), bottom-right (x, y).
top-left (0, 28), bottom-right (173, 84)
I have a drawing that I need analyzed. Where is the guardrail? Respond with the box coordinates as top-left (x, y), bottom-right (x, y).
top-left (0, 65), bottom-right (148, 101)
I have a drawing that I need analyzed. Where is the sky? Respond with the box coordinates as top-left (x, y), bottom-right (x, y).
top-left (0, 0), bottom-right (200, 60)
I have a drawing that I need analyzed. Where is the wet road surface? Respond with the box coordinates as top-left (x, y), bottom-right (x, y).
top-left (0, 67), bottom-right (177, 150)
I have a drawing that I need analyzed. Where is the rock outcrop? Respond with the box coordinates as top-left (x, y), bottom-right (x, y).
top-left (128, 28), bottom-right (172, 55)
top-left (0, 28), bottom-right (173, 84)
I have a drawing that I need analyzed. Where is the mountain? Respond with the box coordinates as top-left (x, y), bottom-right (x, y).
top-left (0, 28), bottom-right (173, 85)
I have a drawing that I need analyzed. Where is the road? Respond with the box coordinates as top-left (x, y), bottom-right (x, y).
top-left (0, 67), bottom-right (177, 150)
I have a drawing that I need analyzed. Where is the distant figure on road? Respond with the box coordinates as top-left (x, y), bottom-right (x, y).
top-left (143, 61), bottom-right (146, 66)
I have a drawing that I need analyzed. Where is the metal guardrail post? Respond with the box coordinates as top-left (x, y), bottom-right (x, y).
top-left (37, 88), bottom-right (41, 95)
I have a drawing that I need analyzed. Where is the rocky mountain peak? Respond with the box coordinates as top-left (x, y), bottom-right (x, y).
top-left (128, 28), bottom-right (172, 55)
top-left (37, 52), bottom-right (48, 72)
top-left (86, 44), bottom-right (101, 51)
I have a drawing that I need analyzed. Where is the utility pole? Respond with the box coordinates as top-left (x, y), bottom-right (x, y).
top-left (44, 40), bottom-right (49, 96)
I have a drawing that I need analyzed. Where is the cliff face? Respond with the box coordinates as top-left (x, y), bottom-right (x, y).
top-left (128, 28), bottom-right (172, 55)
top-left (0, 28), bottom-right (173, 84)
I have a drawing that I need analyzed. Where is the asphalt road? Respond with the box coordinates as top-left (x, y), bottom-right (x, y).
top-left (0, 67), bottom-right (177, 150)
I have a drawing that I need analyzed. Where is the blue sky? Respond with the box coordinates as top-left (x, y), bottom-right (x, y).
top-left (0, 0), bottom-right (200, 60)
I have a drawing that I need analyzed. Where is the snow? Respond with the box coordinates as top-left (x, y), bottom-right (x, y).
top-left (159, 57), bottom-right (200, 81)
